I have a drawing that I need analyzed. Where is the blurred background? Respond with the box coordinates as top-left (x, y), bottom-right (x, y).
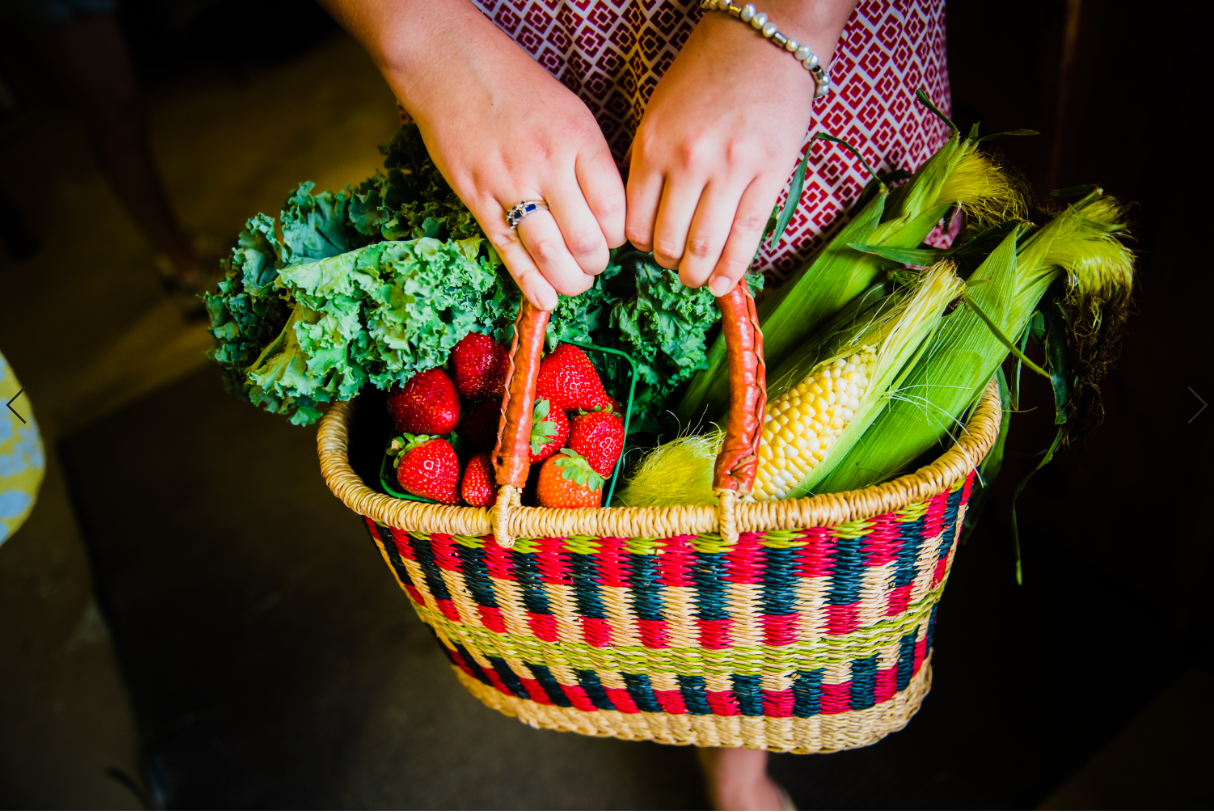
top-left (0, 0), bottom-right (1209, 808)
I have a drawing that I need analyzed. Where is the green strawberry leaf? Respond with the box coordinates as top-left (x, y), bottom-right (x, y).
top-left (554, 449), bottom-right (604, 490)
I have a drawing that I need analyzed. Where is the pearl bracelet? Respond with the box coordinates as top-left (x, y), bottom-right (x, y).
top-left (698, 0), bottom-right (832, 99)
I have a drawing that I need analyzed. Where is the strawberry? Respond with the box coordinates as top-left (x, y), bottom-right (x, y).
top-left (459, 398), bottom-right (501, 452)
top-left (460, 451), bottom-right (498, 507)
top-left (567, 410), bottom-right (624, 477)
top-left (536, 450), bottom-right (603, 509)
top-left (387, 368), bottom-right (460, 435)
top-left (450, 332), bottom-right (508, 401)
top-left (536, 344), bottom-right (612, 412)
top-left (395, 436), bottom-right (460, 504)
top-left (529, 397), bottom-right (569, 465)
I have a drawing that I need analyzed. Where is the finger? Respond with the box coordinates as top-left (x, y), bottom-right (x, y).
top-left (708, 173), bottom-right (786, 297)
top-left (547, 184), bottom-right (612, 276)
top-left (677, 178), bottom-right (745, 290)
top-left (624, 148), bottom-right (663, 252)
top-left (487, 224), bottom-right (560, 311)
top-left (574, 148), bottom-right (627, 250)
top-left (514, 208), bottom-right (596, 297)
top-left (650, 177), bottom-right (705, 271)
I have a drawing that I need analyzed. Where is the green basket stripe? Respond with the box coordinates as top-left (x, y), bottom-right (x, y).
top-left (410, 583), bottom-right (943, 677)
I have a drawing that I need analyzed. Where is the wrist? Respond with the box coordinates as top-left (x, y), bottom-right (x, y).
top-left (698, 0), bottom-right (856, 78)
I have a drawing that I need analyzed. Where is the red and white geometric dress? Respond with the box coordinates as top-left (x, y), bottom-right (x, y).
top-left (468, 0), bottom-right (953, 281)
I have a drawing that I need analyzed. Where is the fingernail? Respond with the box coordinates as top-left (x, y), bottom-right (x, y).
top-left (709, 276), bottom-right (732, 297)
top-left (537, 288), bottom-right (558, 311)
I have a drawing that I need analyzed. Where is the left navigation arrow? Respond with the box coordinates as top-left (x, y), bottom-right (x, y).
top-left (6, 388), bottom-right (26, 424)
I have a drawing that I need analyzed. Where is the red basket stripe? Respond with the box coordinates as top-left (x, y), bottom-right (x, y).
top-left (886, 583), bottom-right (911, 616)
top-left (483, 536), bottom-right (516, 580)
top-left (478, 606), bottom-right (506, 633)
top-left (430, 534), bottom-right (462, 572)
top-left (436, 598), bottom-right (460, 622)
top-left (762, 613), bottom-right (799, 646)
top-left (706, 691), bottom-right (740, 716)
top-left (536, 537), bottom-right (574, 585)
top-left (697, 618), bottom-right (733, 649)
top-left (820, 682), bottom-right (852, 715)
top-left (404, 584), bottom-right (426, 607)
top-left (763, 688), bottom-right (795, 717)
top-left (582, 616), bottom-right (613, 647)
top-left (874, 664), bottom-right (898, 704)
top-left (528, 612), bottom-right (558, 642)
top-left (658, 535), bottom-right (697, 587)
top-left (826, 603), bottom-right (860, 636)
top-left (519, 677), bottom-right (553, 705)
top-left (596, 537), bottom-right (630, 587)
top-left (638, 618), bottom-right (670, 648)
top-left (604, 687), bottom-right (640, 714)
top-left (562, 683), bottom-right (598, 712)
top-left (795, 528), bottom-right (836, 577)
top-left (653, 689), bottom-right (687, 715)
top-left (862, 513), bottom-right (902, 567)
top-left (725, 532), bottom-right (765, 584)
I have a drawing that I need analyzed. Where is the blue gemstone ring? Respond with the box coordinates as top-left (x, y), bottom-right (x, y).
top-left (505, 200), bottom-right (547, 229)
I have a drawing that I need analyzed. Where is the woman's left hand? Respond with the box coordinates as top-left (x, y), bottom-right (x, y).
top-left (625, 1), bottom-right (856, 295)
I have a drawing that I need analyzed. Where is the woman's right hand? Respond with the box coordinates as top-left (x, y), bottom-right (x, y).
top-left (320, 0), bottom-right (626, 310)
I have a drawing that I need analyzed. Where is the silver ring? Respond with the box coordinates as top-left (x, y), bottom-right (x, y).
top-left (505, 200), bottom-right (547, 229)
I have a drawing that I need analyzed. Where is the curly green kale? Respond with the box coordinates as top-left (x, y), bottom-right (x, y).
top-left (206, 124), bottom-right (726, 429)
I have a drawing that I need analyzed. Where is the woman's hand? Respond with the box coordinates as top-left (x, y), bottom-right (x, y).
top-left (321, 0), bottom-right (626, 310)
top-left (626, 1), bottom-right (855, 296)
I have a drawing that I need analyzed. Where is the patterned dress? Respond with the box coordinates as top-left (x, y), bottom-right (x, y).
top-left (467, 0), bottom-right (953, 281)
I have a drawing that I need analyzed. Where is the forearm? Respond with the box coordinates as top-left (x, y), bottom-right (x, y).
top-left (315, 0), bottom-right (520, 114)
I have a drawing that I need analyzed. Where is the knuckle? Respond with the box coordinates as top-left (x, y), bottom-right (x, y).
top-left (487, 228), bottom-right (519, 253)
top-left (685, 233), bottom-right (717, 261)
top-left (594, 188), bottom-right (626, 220)
top-left (528, 236), bottom-right (565, 264)
top-left (652, 237), bottom-right (684, 267)
top-left (715, 254), bottom-right (751, 280)
top-left (564, 229), bottom-right (603, 258)
top-left (733, 211), bottom-right (769, 235)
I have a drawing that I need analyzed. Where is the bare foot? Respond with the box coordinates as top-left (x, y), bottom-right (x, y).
top-left (698, 747), bottom-right (789, 811)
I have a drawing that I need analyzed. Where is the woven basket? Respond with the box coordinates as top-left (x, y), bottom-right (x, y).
top-left (318, 286), bottom-right (1002, 754)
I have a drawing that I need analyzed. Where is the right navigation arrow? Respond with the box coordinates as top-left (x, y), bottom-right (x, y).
top-left (1191, 387), bottom-right (1208, 424)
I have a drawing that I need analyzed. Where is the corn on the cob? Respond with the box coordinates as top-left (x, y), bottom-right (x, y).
top-left (616, 262), bottom-right (964, 507)
top-left (817, 192), bottom-right (1134, 494)
top-left (674, 128), bottom-right (1024, 426)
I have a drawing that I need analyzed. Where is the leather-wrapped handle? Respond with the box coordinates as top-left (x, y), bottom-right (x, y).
top-left (492, 298), bottom-right (550, 488)
top-left (712, 282), bottom-right (766, 496)
top-left (491, 281), bottom-right (765, 500)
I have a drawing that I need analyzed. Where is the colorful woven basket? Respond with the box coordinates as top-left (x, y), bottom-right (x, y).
top-left (318, 286), bottom-right (1002, 753)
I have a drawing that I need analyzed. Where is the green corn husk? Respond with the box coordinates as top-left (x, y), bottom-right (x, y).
top-left (616, 262), bottom-right (964, 507)
top-left (817, 192), bottom-right (1134, 494)
top-left (674, 128), bottom-right (1025, 425)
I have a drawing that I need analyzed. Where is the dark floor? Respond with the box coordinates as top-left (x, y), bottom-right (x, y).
top-left (1, 0), bottom-right (1211, 808)
top-left (55, 368), bottom-right (1214, 809)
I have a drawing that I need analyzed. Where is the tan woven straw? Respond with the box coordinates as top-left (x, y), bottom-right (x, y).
top-left (317, 284), bottom-right (1002, 754)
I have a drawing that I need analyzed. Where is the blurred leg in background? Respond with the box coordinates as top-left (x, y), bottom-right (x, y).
top-left (33, 9), bottom-right (202, 286)
top-left (5, 0), bottom-right (212, 315)
top-left (699, 747), bottom-right (788, 811)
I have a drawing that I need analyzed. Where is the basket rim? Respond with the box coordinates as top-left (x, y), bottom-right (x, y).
top-left (317, 380), bottom-right (1001, 539)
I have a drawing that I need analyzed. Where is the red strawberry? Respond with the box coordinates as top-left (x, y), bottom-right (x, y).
top-left (536, 450), bottom-right (603, 509)
top-left (387, 368), bottom-right (460, 435)
top-left (460, 451), bottom-right (498, 507)
top-left (568, 410), bottom-right (625, 478)
top-left (529, 397), bottom-right (569, 465)
top-left (450, 332), bottom-right (508, 401)
top-left (459, 399), bottom-right (501, 452)
top-left (395, 436), bottom-right (460, 504)
top-left (536, 344), bottom-right (611, 412)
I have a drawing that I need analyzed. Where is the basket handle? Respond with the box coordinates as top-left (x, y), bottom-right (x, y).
top-left (489, 280), bottom-right (766, 547)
